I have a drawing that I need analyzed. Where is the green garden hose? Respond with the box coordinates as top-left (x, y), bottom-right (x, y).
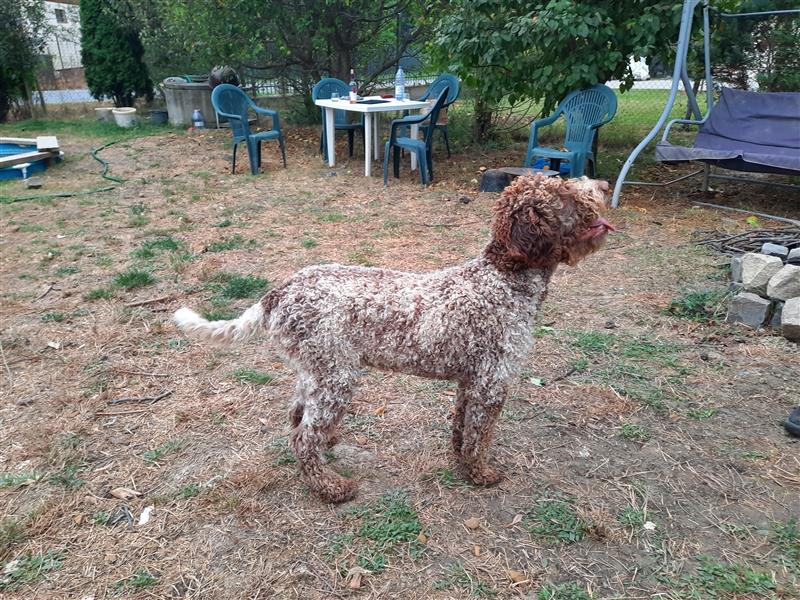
top-left (90, 140), bottom-right (125, 183)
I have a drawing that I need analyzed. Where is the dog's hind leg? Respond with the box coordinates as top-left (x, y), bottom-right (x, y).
top-left (458, 380), bottom-right (507, 486)
top-left (290, 374), bottom-right (357, 503)
top-left (451, 383), bottom-right (469, 456)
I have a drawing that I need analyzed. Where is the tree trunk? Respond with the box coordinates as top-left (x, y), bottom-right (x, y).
top-left (473, 98), bottom-right (494, 142)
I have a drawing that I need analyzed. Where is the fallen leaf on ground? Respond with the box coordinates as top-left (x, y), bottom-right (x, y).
top-left (374, 405), bottom-right (386, 416)
top-left (508, 570), bottom-right (527, 584)
top-left (354, 434), bottom-right (368, 446)
top-left (472, 545), bottom-right (481, 557)
top-left (138, 505), bottom-right (154, 525)
top-left (109, 487), bottom-right (141, 500)
top-left (464, 517), bottom-right (480, 530)
top-left (346, 566), bottom-right (370, 590)
top-left (506, 513), bottom-right (524, 527)
top-left (416, 532), bottom-right (428, 544)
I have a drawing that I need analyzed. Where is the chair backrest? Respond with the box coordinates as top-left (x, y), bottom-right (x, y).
top-left (420, 73), bottom-right (460, 107)
top-left (558, 84), bottom-right (617, 151)
top-left (312, 78), bottom-right (351, 126)
top-left (211, 84), bottom-right (253, 139)
top-left (422, 87), bottom-right (450, 148)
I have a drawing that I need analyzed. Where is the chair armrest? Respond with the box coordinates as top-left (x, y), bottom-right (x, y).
top-left (661, 117), bottom-right (706, 143)
top-left (524, 112), bottom-right (561, 166)
top-left (214, 109), bottom-right (244, 122)
top-left (252, 105), bottom-right (280, 130)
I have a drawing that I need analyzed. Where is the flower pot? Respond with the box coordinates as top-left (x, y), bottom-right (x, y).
top-left (112, 107), bottom-right (137, 128)
top-left (95, 107), bottom-right (114, 122)
top-left (149, 109), bottom-right (168, 125)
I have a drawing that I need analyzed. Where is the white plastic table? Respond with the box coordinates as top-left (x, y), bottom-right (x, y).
top-left (314, 96), bottom-right (431, 176)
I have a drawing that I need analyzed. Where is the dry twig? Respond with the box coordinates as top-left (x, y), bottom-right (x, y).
top-left (107, 389), bottom-right (173, 405)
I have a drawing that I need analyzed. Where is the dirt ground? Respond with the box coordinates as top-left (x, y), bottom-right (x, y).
top-left (1, 125), bottom-right (798, 600)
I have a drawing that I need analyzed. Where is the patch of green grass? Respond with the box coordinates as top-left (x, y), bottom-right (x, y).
top-left (215, 218), bottom-right (233, 228)
top-left (207, 234), bottom-right (256, 252)
top-left (772, 518), bottom-right (799, 574)
top-left (48, 464), bottom-right (85, 489)
top-left (0, 550), bottom-right (65, 591)
top-left (219, 274), bottom-right (268, 299)
top-left (301, 238), bottom-right (318, 249)
top-left (232, 367), bottom-right (273, 385)
top-left (617, 506), bottom-right (646, 529)
top-left (0, 471), bottom-right (44, 488)
top-left (114, 568), bottom-right (159, 591)
top-left (348, 244), bottom-right (376, 266)
top-left (665, 290), bottom-right (724, 322)
top-left (421, 467), bottom-right (471, 489)
top-left (433, 563), bottom-right (497, 597)
top-left (129, 214), bottom-right (149, 228)
top-left (687, 408), bottom-right (717, 420)
top-left (346, 491), bottom-right (423, 573)
top-left (131, 236), bottom-right (182, 259)
top-left (113, 269), bottom-right (155, 290)
top-left (674, 556), bottom-right (775, 598)
top-left (17, 223), bottom-right (46, 233)
top-left (741, 451), bottom-right (769, 461)
top-left (320, 212), bottom-right (346, 222)
top-left (40, 312), bottom-right (66, 323)
top-left (85, 287), bottom-right (114, 301)
top-left (176, 484), bottom-right (200, 500)
top-left (526, 493), bottom-right (587, 544)
top-left (90, 511), bottom-right (110, 526)
top-left (54, 266), bottom-right (79, 277)
top-left (536, 582), bottom-right (591, 600)
top-left (268, 437), bottom-right (296, 466)
top-left (620, 423), bottom-right (650, 442)
top-left (571, 330), bottom-right (615, 353)
top-left (143, 438), bottom-right (187, 464)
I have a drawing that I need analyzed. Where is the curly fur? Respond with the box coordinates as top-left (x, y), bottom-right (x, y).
top-left (174, 174), bottom-right (612, 503)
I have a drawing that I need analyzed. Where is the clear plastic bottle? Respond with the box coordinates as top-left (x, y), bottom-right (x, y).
top-left (191, 109), bottom-right (205, 129)
top-left (394, 66), bottom-right (405, 100)
top-left (349, 69), bottom-right (358, 103)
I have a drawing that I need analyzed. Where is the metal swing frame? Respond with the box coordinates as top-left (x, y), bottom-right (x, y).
top-left (611, 0), bottom-right (800, 208)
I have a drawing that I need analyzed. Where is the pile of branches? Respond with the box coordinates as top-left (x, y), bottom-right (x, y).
top-left (693, 227), bottom-right (800, 256)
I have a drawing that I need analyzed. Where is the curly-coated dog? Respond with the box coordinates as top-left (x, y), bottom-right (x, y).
top-left (174, 174), bottom-right (614, 503)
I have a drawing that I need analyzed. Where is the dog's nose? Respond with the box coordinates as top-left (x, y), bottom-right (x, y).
top-left (598, 180), bottom-right (609, 193)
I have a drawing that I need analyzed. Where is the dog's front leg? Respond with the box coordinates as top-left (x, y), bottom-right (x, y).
top-left (457, 380), bottom-right (506, 486)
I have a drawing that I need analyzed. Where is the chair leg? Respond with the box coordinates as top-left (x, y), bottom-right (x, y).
top-left (442, 126), bottom-right (451, 158)
top-left (231, 142), bottom-right (238, 174)
top-left (383, 141), bottom-right (391, 186)
top-left (246, 140), bottom-right (258, 175)
top-left (426, 148), bottom-right (433, 181)
top-left (587, 157), bottom-right (596, 177)
top-left (280, 136), bottom-right (287, 168)
top-left (393, 145), bottom-right (400, 179)
top-left (257, 141), bottom-right (262, 171)
top-left (348, 130), bottom-right (354, 157)
top-left (417, 151), bottom-right (428, 185)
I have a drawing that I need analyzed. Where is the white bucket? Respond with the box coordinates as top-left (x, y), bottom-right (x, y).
top-left (95, 107), bottom-right (114, 122)
top-left (112, 107), bottom-right (137, 128)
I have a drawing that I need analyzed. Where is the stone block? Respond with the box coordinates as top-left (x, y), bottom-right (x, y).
top-left (760, 242), bottom-right (789, 260)
top-left (766, 264), bottom-right (800, 301)
top-left (730, 255), bottom-right (743, 283)
top-left (726, 292), bottom-right (771, 328)
top-left (770, 301), bottom-right (783, 329)
top-left (782, 297), bottom-right (800, 342)
top-left (787, 248), bottom-right (800, 266)
top-left (741, 253), bottom-right (783, 295)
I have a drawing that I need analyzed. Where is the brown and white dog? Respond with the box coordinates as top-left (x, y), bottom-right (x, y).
top-left (174, 174), bottom-right (613, 502)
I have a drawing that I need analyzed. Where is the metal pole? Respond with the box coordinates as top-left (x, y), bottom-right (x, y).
top-left (611, 0), bottom-right (703, 208)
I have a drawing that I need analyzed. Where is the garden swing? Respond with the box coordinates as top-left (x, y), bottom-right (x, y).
top-left (611, 0), bottom-right (800, 210)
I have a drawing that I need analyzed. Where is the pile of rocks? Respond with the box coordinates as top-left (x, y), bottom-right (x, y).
top-left (727, 244), bottom-right (800, 341)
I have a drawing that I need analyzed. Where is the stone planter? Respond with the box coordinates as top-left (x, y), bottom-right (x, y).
top-left (112, 107), bottom-right (137, 128)
top-left (94, 107), bottom-right (114, 123)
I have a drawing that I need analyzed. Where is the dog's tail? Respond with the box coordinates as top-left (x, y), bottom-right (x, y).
top-left (173, 300), bottom-right (266, 344)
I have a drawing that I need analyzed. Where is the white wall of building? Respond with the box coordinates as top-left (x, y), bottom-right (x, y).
top-left (42, 1), bottom-right (82, 70)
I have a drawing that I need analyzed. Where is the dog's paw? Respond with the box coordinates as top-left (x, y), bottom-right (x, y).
top-left (315, 475), bottom-right (358, 504)
top-left (467, 466), bottom-right (503, 487)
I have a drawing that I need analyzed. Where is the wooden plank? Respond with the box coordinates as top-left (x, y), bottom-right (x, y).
top-left (0, 151), bottom-right (53, 169)
top-left (0, 137), bottom-right (37, 146)
top-left (36, 136), bottom-right (59, 151)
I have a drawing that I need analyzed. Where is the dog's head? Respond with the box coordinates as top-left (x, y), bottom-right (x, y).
top-left (485, 174), bottom-right (613, 272)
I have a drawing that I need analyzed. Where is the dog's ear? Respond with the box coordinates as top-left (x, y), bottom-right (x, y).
top-left (506, 202), bottom-right (563, 268)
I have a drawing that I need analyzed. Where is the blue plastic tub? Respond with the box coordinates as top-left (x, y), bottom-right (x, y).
top-left (532, 157), bottom-right (571, 175)
top-left (0, 143), bottom-right (59, 180)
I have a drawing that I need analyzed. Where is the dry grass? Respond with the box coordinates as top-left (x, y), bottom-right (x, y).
top-left (0, 123), bottom-right (798, 599)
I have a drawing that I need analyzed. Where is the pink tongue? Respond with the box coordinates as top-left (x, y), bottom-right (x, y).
top-left (594, 216), bottom-right (615, 232)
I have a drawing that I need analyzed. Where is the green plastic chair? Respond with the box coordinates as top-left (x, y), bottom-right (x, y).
top-left (523, 84), bottom-right (617, 177)
top-left (383, 87), bottom-right (449, 186)
top-left (311, 78), bottom-right (365, 160)
top-left (416, 73), bottom-right (460, 157)
top-left (211, 84), bottom-right (286, 175)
